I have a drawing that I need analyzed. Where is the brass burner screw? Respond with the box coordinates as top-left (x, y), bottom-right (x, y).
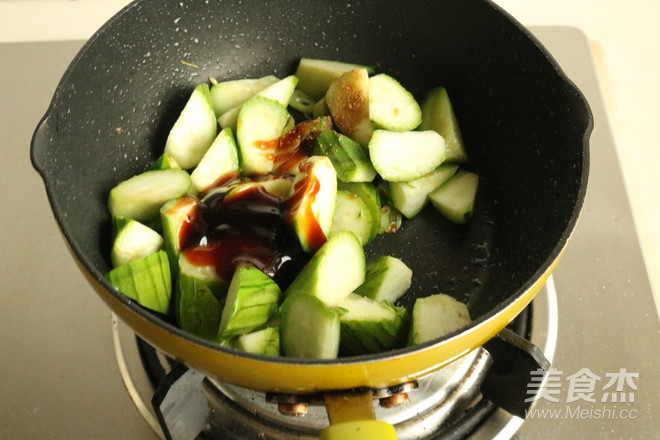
top-left (277, 402), bottom-right (309, 417)
top-left (379, 392), bottom-right (409, 408)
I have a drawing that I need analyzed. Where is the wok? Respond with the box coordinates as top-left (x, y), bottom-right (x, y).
top-left (31, 0), bottom-right (591, 437)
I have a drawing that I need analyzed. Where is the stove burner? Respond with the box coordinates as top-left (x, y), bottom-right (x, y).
top-left (206, 349), bottom-right (493, 438)
top-left (113, 278), bottom-right (559, 440)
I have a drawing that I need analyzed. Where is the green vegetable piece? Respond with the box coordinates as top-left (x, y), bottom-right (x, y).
top-left (312, 131), bottom-right (376, 183)
top-left (284, 231), bottom-right (365, 306)
top-left (218, 265), bottom-right (281, 338)
top-left (428, 170), bottom-right (479, 224)
top-left (288, 88), bottom-right (316, 115)
top-left (408, 293), bottom-right (471, 345)
top-left (389, 164), bottom-right (459, 218)
top-left (325, 67), bottom-right (374, 147)
top-left (223, 177), bottom-right (293, 203)
top-left (368, 73), bottom-right (422, 131)
top-left (219, 76), bottom-right (298, 130)
top-left (337, 182), bottom-right (381, 240)
top-left (419, 87), bottom-right (469, 162)
top-left (151, 153), bottom-right (181, 170)
top-left (338, 294), bottom-right (410, 355)
top-left (235, 327), bottom-right (280, 356)
top-left (295, 58), bottom-right (375, 101)
top-left (312, 97), bottom-right (329, 118)
top-left (164, 83), bottom-right (217, 169)
top-left (175, 252), bottom-right (228, 341)
top-left (190, 127), bottom-right (240, 193)
top-left (236, 96), bottom-right (290, 175)
top-left (211, 75), bottom-right (279, 116)
top-left (369, 130), bottom-right (447, 182)
top-left (111, 217), bottom-right (163, 268)
top-left (273, 117), bottom-right (333, 175)
top-left (108, 169), bottom-right (192, 223)
top-left (160, 195), bottom-right (200, 275)
top-left (105, 250), bottom-right (172, 314)
top-left (280, 293), bottom-right (340, 359)
top-left (354, 256), bottom-right (412, 303)
top-left (284, 156), bottom-right (337, 252)
top-left (257, 75), bottom-right (298, 106)
top-left (330, 190), bottom-right (373, 245)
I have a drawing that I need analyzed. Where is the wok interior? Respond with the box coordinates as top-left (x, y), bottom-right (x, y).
top-left (38, 0), bottom-right (588, 356)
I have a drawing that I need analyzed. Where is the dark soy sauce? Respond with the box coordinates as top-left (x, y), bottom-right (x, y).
top-left (180, 186), bottom-right (308, 289)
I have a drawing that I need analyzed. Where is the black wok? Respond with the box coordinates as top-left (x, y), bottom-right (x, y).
top-left (30, 0), bottom-right (590, 435)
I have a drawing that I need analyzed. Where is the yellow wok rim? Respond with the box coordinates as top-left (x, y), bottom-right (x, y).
top-left (82, 246), bottom-right (564, 394)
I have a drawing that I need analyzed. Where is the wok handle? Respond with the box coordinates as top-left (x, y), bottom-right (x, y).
top-left (321, 391), bottom-right (397, 440)
top-left (481, 327), bottom-right (551, 418)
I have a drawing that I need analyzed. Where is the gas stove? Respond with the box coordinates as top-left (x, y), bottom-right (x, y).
top-left (111, 277), bottom-right (553, 439)
top-left (1, 26), bottom-right (658, 440)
